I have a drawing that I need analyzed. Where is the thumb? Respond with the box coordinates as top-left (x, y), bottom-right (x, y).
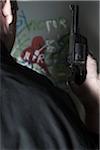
top-left (3, 0), bottom-right (13, 26)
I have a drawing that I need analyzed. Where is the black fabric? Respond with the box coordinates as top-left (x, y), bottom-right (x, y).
top-left (0, 48), bottom-right (99, 150)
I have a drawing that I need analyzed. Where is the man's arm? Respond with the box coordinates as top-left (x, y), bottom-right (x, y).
top-left (70, 55), bottom-right (100, 134)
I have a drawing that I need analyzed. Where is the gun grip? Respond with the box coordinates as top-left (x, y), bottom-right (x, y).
top-left (74, 65), bottom-right (87, 85)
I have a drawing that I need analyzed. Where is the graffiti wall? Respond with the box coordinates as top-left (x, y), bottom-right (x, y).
top-left (11, 1), bottom-right (71, 89)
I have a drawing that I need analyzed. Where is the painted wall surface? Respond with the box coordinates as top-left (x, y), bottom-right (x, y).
top-left (11, 1), bottom-right (99, 90)
top-left (11, 1), bottom-right (71, 89)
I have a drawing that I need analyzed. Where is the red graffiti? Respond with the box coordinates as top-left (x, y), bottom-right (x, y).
top-left (20, 36), bottom-right (49, 74)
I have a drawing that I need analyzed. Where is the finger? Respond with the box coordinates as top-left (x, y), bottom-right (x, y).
top-left (86, 55), bottom-right (97, 79)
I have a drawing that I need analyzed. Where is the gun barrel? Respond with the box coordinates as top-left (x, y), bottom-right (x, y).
top-left (70, 5), bottom-right (79, 34)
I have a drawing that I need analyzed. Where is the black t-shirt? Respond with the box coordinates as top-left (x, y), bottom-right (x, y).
top-left (0, 48), bottom-right (98, 149)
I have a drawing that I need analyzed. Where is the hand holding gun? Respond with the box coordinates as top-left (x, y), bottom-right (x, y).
top-left (68, 5), bottom-right (100, 134)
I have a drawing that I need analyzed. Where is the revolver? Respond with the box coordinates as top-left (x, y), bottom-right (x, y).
top-left (67, 5), bottom-right (88, 85)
